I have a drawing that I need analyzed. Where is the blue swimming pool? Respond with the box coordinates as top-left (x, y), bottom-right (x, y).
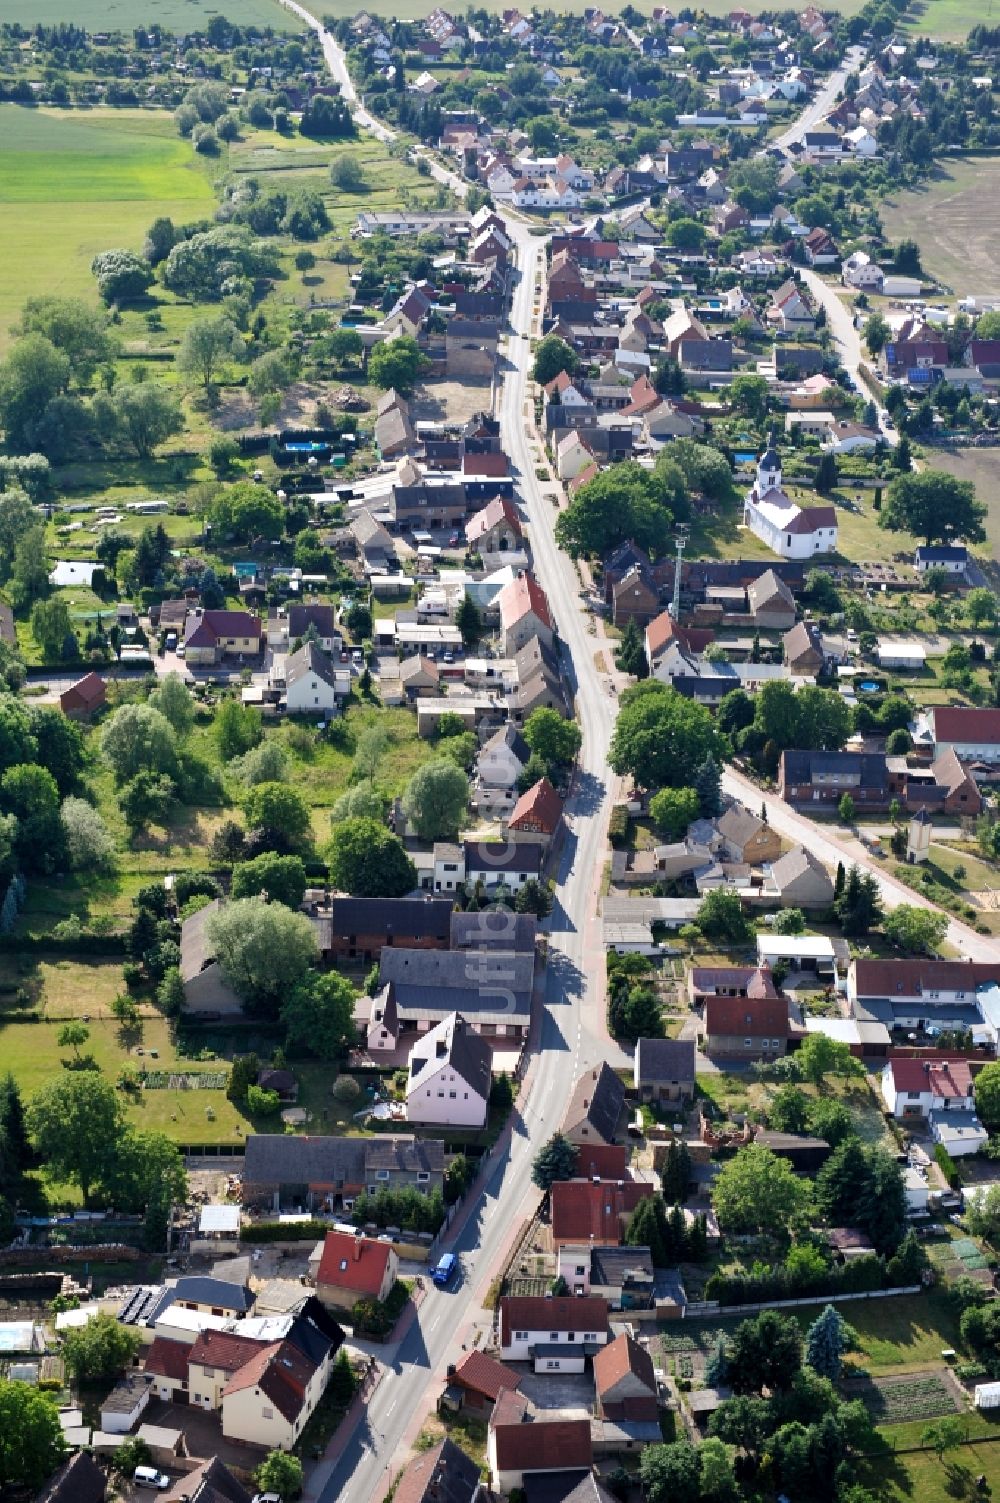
top-left (858, 680), bottom-right (881, 693)
top-left (284, 441), bottom-right (328, 453)
top-left (734, 451), bottom-right (756, 463)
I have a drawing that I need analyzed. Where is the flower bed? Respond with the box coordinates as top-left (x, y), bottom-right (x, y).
top-left (140, 1071), bottom-right (229, 1090)
top-left (852, 1373), bottom-right (959, 1425)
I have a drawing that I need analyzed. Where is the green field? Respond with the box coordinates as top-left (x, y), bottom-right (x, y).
top-left (0, 0), bottom-right (291, 27)
top-left (881, 156), bottom-right (1000, 297)
top-left (0, 107), bottom-right (215, 351)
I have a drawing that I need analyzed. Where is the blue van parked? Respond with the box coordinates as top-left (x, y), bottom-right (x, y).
top-left (432, 1253), bottom-right (458, 1287)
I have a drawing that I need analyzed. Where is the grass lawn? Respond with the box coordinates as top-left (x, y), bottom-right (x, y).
top-left (861, 1432), bottom-right (1000, 1503)
top-left (837, 1291), bottom-right (965, 1376)
top-left (0, 107), bottom-right (215, 354)
top-left (881, 156), bottom-right (1000, 296)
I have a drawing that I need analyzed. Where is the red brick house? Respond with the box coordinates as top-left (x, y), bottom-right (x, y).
top-left (60, 671), bottom-right (106, 721)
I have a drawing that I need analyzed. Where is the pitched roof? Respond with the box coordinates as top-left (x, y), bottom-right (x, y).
top-left (717, 804), bottom-right (768, 849)
top-left (326, 896), bottom-right (453, 944)
top-left (285, 640), bottom-right (338, 690)
top-left (184, 609), bottom-right (261, 643)
top-left (550, 1178), bottom-right (651, 1243)
top-left (562, 1062), bottom-right (626, 1143)
top-left (785, 504), bottom-right (837, 534)
top-left (645, 611), bottom-right (714, 659)
top-left (61, 671), bottom-right (106, 710)
top-left (704, 993), bottom-right (793, 1036)
top-left (392, 1438), bottom-right (483, 1503)
top-left (287, 603), bottom-right (336, 637)
top-left (451, 1348), bottom-right (522, 1401)
top-left (490, 1404), bottom-right (594, 1474)
top-left (635, 1036), bottom-right (696, 1085)
top-left (886, 1055), bottom-right (976, 1098)
top-left (381, 947), bottom-right (534, 1023)
top-left (35, 1452), bottom-right (106, 1503)
top-left (499, 1295), bottom-right (608, 1345)
top-left (316, 1230), bottom-right (395, 1296)
top-left (408, 1012), bottom-right (492, 1098)
top-left (466, 495), bottom-right (522, 543)
top-left (172, 1275), bottom-right (254, 1313)
top-left (498, 572), bottom-right (552, 632)
top-left (769, 845), bottom-right (834, 895)
top-left (222, 1339), bottom-right (314, 1424)
top-left (144, 1335), bottom-right (191, 1382)
top-left (509, 776), bottom-right (562, 833)
top-left (162, 1458), bottom-right (252, 1503)
top-left (242, 1133), bottom-right (366, 1187)
top-left (933, 705), bottom-right (1000, 746)
top-left (593, 1332), bottom-right (656, 1397)
top-left (449, 908), bottom-right (537, 952)
top-left (692, 965), bottom-right (779, 998)
top-left (747, 568), bottom-right (796, 612)
top-left (188, 1329), bottom-right (267, 1374)
top-left (783, 620), bottom-right (823, 663)
top-left (853, 958), bottom-right (995, 998)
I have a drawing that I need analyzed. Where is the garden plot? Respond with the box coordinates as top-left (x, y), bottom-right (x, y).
top-left (847, 1372), bottom-right (962, 1426)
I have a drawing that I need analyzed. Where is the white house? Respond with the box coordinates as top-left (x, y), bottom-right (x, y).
top-left (881, 1056), bottom-right (977, 1119)
top-left (845, 124), bottom-right (879, 156)
top-left (280, 642), bottom-right (347, 715)
top-left (930, 706), bottom-right (1000, 764)
top-left (743, 441), bottom-right (838, 559)
top-left (915, 544), bottom-right (968, 576)
top-left (406, 1012), bottom-right (491, 1127)
top-left (841, 250), bottom-right (884, 292)
top-left (822, 419), bottom-right (881, 454)
top-left (877, 640), bottom-right (926, 671)
top-left (499, 1295), bottom-right (609, 1371)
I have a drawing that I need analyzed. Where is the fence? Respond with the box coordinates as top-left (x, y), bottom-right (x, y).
top-left (684, 1284), bottom-right (922, 1320)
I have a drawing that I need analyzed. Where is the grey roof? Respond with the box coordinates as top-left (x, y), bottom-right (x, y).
top-left (409, 1013), bottom-right (491, 1096)
top-left (716, 804), bottom-right (766, 849)
top-left (286, 641), bottom-right (338, 690)
top-left (782, 749), bottom-right (888, 790)
top-left (747, 568), bottom-right (795, 613)
top-left (563, 1062), bottom-right (625, 1143)
top-left (35, 1452), bottom-right (106, 1503)
top-left (450, 909), bottom-right (537, 952)
top-left (590, 1245), bottom-right (655, 1287)
top-left (635, 1037), bottom-right (696, 1085)
top-left (463, 841), bottom-right (545, 879)
top-left (381, 946), bottom-right (534, 1024)
top-left (163, 1456), bottom-right (252, 1503)
top-left (393, 1438), bottom-right (482, 1503)
top-left (171, 1275), bottom-right (254, 1313)
top-left (180, 899), bottom-right (222, 983)
top-left (482, 722), bottom-right (531, 766)
top-left (287, 603), bottom-right (336, 638)
top-left (325, 896), bottom-right (453, 943)
top-left (769, 845), bottom-right (835, 897)
top-left (242, 1133), bottom-right (444, 1185)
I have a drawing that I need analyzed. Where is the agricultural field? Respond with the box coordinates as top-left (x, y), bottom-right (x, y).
top-left (880, 156), bottom-right (1000, 298)
top-left (931, 447), bottom-right (1000, 564)
top-left (850, 1372), bottom-right (962, 1426)
top-left (0, 0), bottom-right (292, 27)
top-left (0, 107), bottom-right (216, 354)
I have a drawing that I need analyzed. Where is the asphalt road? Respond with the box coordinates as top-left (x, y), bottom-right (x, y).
top-left (722, 763), bottom-right (1000, 962)
top-left (768, 46), bottom-right (865, 155)
top-left (799, 267), bottom-right (900, 447)
top-left (273, 8), bottom-right (623, 1500)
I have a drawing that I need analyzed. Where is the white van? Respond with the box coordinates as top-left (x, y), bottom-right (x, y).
top-left (134, 1467), bottom-right (170, 1490)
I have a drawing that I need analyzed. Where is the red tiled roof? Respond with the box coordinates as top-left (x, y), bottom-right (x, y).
top-left (854, 957), bottom-right (992, 997)
top-left (550, 1179), bottom-right (651, 1244)
top-left (189, 1329), bottom-right (267, 1374)
top-left (144, 1336), bottom-right (190, 1383)
top-left (933, 706), bottom-right (1000, 746)
top-left (316, 1230), bottom-right (394, 1297)
top-left (452, 1349), bottom-right (522, 1401)
top-left (785, 505), bottom-right (837, 534)
top-left (543, 370), bottom-right (576, 397)
top-left (61, 671), bottom-right (106, 710)
top-left (222, 1339), bottom-right (313, 1424)
top-left (593, 1333), bottom-right (656, 1397)
top-left (509, 776), bottom-right (563, 834)
top-left (498, 573), bottom-right (552, 632)
top-left (491, 1409), bottom-right (593, 1474)
top-left (704, 994), bottom-right (792, 1037)
top-left (575, 1144), bottom-right (629, 1178)
top-left (463, 451), bottom-right (510, 477)
top-left (465, 496), bottom-right (522, 544)
top-left (499, 1296), bottom-right (608, 1347)
top-left (692, 965), bottom-right (778, 999)
top-left (645, 610), bottom-right (714, 658)
top-left (887, 1055), bottom-right (977, 1098)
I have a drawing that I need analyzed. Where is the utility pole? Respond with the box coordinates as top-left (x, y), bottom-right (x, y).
top-left (669, 530), bottom-right (687, 620)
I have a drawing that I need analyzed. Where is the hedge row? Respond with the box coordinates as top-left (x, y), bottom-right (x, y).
top-left (0, 933), bottom-right (127, 956)
top-left (241, 1220), bottom-right (328, 1244)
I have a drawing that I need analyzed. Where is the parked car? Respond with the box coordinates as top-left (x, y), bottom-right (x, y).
top-left (134, 1467), bottom-right (170, 1490)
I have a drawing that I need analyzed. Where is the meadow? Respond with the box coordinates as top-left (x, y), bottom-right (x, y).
top-left (880, 156), bottom-right (1000, 298)
top-left (0, 107), bottom-right (215, 352)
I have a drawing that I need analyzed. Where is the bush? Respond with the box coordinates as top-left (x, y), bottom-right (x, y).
top-left (332, 1075), bottom-right (361, 1103)
top-left (246, 1084), bottom-right (281, 1116)
top-left (934, 1142), bottom-right (961, 1189)
top-left (242, 1219), bottom-right (329, 1243)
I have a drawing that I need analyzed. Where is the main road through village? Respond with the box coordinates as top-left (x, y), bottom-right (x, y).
top-left (275, 9), bottom-right (1000, 1495)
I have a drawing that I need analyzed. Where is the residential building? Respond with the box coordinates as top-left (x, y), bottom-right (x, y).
top-left (282, 642), bottom-right (344, 715)
top-left (498, 1295), bottom-right (609, 1366)
top-left (445, 1350), bottom-right (522, 1417)
top-left (180, 900), bottom-right (244, 1017)
top-left (268, 603), bottom-right (339, 652)
top-left (507, 776), bottom-right (562, 841)
top-left (488, 1390), bottom-right (594, 1493)
top-left (394, 1438), bottom-right (484, 1503)
top-left (633, 1037), bottom-right (696, 1105)
top-left (241, 1133), bottom-right (445, 1213)
top-left (183, 609), bottom-right (262, 666)
top-left (593, 1333), bottom-right (658, 1423)
top-left (476, 723), bottom-right (530, 793)
top-left (406, 1012), bottom-right (492, 1127)
top-left (463, 838), bottom-right (545, 895)
top-left (778, 749), bottom-right (890, 808)
top-left (314, 1229), bottom-right (398, 1311)
top-left (550, 1178), bottom-right (652, 1249)
top-left (59, 671), bottom-right (106, 721)
top-left (766, 846), bottom-right (835, 906)
top-left (497, 573), bottom-right (554, 654)
top-left (465, 496), bottom-right (522, 556)
top-left (928, 705), bottom-right (1000, 764)
top-left (161, 1459), bottom-right (252, 1503)
top-left (880, 1056), bottom-right (980, 1119)
top-left (783, 620), bottom-right (825, 675)
top-left (716, 805), bottom-right (782, 864)
top-left (377, 945), bottom-right (534, 1038)
top-left (562, 1062), bottom-right (625, 1146)
top-left (313, 897), bottom-right (453, 965)
top-left (915, 545), bottom-right (968, 576)
top-left (743, 442), bottom-right (838, 558)
top-left (35, 1453), bottom-right (106, 1503)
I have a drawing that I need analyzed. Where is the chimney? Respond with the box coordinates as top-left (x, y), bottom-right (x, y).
top-left (354, 1232), bottom-right (363, 1261)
